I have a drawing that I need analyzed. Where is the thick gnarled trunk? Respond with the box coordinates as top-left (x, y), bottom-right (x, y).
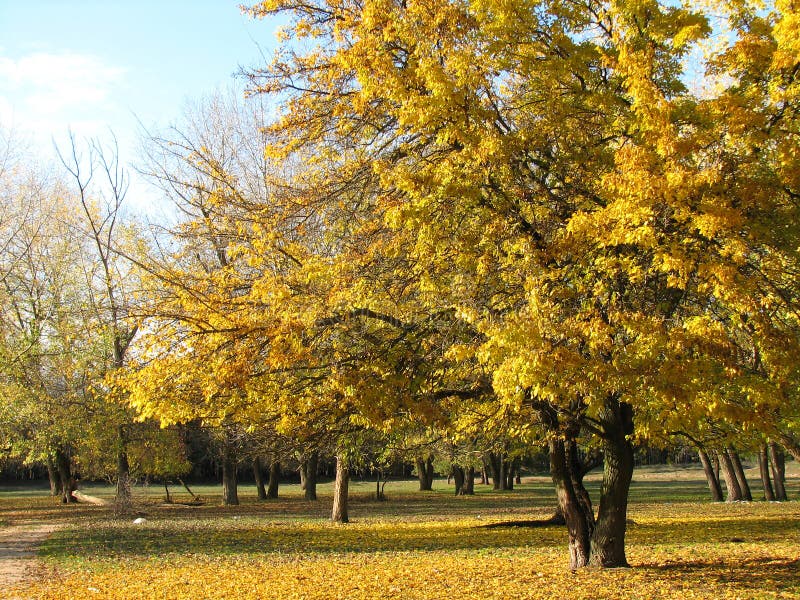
top-left (54, 447), bottom-right (76, 504)
top-left (589, 398), bottom-right (634, 568)
top-left (550, 437), bottom-right (593, 570)
top-left (415, 455), bottom-right (434, 491)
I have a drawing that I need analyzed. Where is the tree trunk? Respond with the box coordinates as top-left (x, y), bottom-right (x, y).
top-left (452, 466), bottom-right (465, 495)
top-left (463, 466), bottom-right (475, 495)
top-left (589, 398), bottom-right (634, 568)
top-left (728, 448), bottom-right (752, 501)
top-left (549, 438), bottom-right (592, 570)
top-left (480, 459), bottom-right (488, 485)
top-left (253, 457), bottom-right (268, 500)
top-left (331, 454), bottom-right (349, 523)
top-left (768, 442), bottom-right (787, 501)
top-left (504, 458), bottom-right (515, 490)
top-left (222, 438), bottom-right (239, 506)
top-left (718, 450), bottom-right (742, 501)
top-left (304, 451), bottom-right (318, 501)
top-left (488, 453), bottom-right (502, 490)
top-left (425, 457), bottom-right (435, 489)
top-left (54, 447), bottom-right (76, 504)
top-left (115, 444), bottom-right (133, 512)
top-left (267, 460), bottom-right (280, 499)
top-left (569, 442), bottom-right (596, 525)
top-left (758, 445), bottom-right (775, 501)
top-left (698, 449), bottom-right (724, 502)
top-left (415, 455), bottom-right (434, 491)
top-left (46, 456), bottom-right (61, 497)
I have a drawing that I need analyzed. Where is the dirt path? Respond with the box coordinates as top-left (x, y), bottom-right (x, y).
top-left (0, 522), bottom-right (58, 596)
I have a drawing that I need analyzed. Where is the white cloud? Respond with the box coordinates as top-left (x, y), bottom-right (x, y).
top-left (0, 51), bottom-right (126, 138)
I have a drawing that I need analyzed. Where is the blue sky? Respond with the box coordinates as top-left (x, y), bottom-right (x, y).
top-left (0, 1), bottom-right (280, 209)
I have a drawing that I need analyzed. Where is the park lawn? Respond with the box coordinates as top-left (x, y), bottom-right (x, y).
top-left (3, 466), bottom-right (800, 599)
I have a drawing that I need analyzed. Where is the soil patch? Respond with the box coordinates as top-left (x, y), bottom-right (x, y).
top-left (0, 522), bottom-right (58, 597)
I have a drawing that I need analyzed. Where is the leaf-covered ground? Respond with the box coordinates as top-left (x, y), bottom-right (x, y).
top-left (2, 466), bottom-right (799, 599)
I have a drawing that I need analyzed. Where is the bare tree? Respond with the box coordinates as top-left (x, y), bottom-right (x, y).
top-left (57, 131), bottom-right (140, 511)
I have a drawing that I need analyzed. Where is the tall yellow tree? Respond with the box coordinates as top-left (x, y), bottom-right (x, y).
top-left (240, 0), bottom-right (800, 568)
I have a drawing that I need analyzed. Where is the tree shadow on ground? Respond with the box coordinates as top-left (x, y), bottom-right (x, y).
top-left (636, 556), bottom-right (800, 597)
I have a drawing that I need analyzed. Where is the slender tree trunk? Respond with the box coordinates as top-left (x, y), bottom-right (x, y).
top-left (299, 461), bottom-right (307, 491)
top-left (505, 459), bottom-right (515, 490)
top-left (331, 454), bottom-right (350, 523)
top-left (115, 446), bottom-right (132, 512)
top-left (114, 426), bottom-right (133, 512)
top-left (728, 448), bottom-right (752, 501)
top-left (698, 449), bottom-right (724, 502)
top-left (480, 459), bottom-right (488, 485)
top-left (757, 445), bottom-right (775, 501)
top-left (718, 450), bottom-right (742, 501)
top-left (488, 453), bottom-right (502, 490)
top-left (267, 460), bottom-right (280, 499)
top-left (304, 451), bottom-right (318, 501)
top-left (253, 457), bottom-right (268, 500)
top-left (46, 456), bottom-right (61, 498)
top-left (425, 457), bottom-right (434, 489)
top-left (463, 466), bottom-right (475, 495)
top-left (768, 442), bottom-right (787, 501)
top-left (589, 398), bottom-right (634, 568)
top-left (222, 438), bottom-right (239, 506)
top-left (54, 447), bottom-right (76, 504)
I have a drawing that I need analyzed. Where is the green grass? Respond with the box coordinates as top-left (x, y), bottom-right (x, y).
top-left (2, 463), bottom-right (799, 600)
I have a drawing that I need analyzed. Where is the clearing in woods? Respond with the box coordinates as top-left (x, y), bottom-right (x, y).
top-left (0, 463), bottom-right (798, 599)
